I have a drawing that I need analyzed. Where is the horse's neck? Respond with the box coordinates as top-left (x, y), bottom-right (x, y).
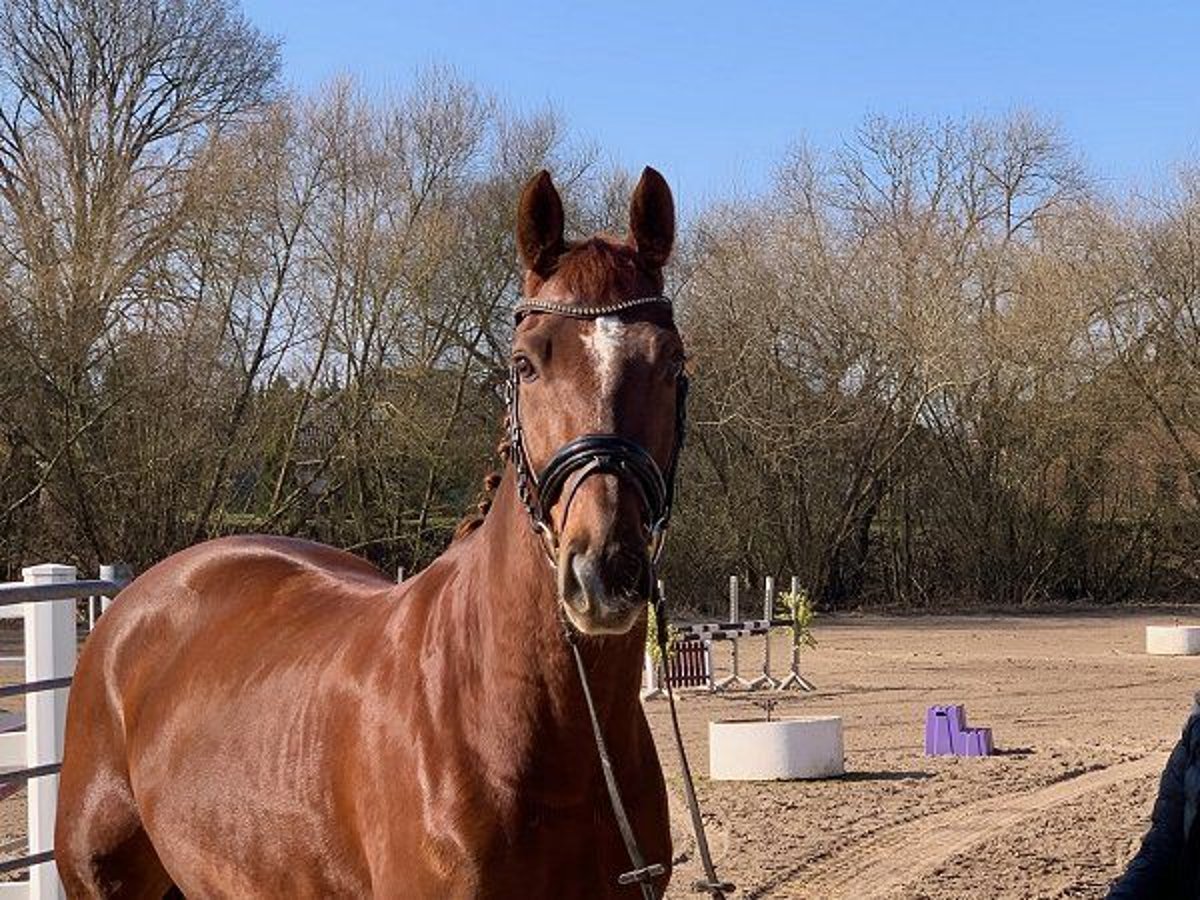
top-left (442, 471), bottom-right (648, 795)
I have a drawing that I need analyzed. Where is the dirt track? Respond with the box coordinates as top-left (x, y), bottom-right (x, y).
top-left (644, 612), bottom-right (1198, 899)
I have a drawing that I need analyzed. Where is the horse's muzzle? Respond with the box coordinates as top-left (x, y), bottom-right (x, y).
top-left (558, 541), bottom-right (649, 635)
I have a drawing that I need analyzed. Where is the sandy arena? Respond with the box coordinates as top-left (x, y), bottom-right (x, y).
top-left (1, 612), bottom-right (1195, 896)
top-left (645, 612), bottom-right (1197, 899)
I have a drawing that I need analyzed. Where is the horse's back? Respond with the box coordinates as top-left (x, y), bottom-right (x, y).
top-left (106, 533), bottom-right (391, 620)
top-left (87, 534), bottom-right (391, 663)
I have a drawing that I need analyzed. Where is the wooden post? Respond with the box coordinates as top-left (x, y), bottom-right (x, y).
top-left (22, 563), bottom-right (75, 900)
top-left (704, 640), bottom-right (716, 692)
top-left (641, 651), bottom-right (662, 700)
top-left (728, 576), bottom-right (740, 682)
top-left (790, 574), bottom-right (800, 677)
top-left (763, 574), bottom-right (776, 680)
top-left (641, 580), bottom-right (668, 700)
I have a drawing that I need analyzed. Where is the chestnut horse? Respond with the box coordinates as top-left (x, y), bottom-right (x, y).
top-left (56, 169), bottom-right (685, 898)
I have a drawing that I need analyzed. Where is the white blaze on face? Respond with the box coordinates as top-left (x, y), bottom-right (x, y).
top-left (581, 315), bottom-right (626, 509)
top-left (582, 316), bottom-right (625, 421)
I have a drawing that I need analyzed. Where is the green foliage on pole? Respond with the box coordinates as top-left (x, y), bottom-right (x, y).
top-left (645, 602), bottom-right (681, 663)
top-left (778, 588), bottom-right (817, 651)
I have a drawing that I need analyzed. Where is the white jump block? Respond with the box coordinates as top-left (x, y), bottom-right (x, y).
top-left (1146, 625), bottom-right (1200, 656)
top-left (709, 715), bottom-right (844, 781)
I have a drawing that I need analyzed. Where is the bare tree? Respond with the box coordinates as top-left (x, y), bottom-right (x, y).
top-left (0, 0), bottom-right (278, 565)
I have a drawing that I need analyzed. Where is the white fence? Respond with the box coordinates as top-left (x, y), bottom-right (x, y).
top-left (0, 564), bottom-right (129, 900)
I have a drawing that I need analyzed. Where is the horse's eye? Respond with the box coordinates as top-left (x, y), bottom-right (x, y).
top-left (513, 355), bottom-right (537, 382)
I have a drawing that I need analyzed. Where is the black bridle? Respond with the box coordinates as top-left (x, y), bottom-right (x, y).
top-left (506, 297), bottom-right (688, 566)
top-left (506, 294), bottom-right (733, 900)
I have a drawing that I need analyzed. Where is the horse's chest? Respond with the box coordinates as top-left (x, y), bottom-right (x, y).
top-left (425, 810), bottom-right (661, 900)
top-left (374, 778), bottom-right (668, 899)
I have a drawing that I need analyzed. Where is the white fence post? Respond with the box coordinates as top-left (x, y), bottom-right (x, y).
top-left (716, 577), bottom-right (750, 690)
top-left (22, 564), bottom-right (75, 900)
top-left (97, 563), bottom-right (130, 614)
top-left (641, 581), bottom-right (665, 700)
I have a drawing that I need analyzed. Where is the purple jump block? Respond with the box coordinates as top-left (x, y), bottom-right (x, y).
top-left (924, 704), bottom-right (994, 757)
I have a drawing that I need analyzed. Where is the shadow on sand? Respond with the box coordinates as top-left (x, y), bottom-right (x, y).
top-left (838, 769), bottom-right (934, 782)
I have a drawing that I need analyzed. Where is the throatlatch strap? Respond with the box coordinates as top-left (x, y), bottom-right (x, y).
top-left (570, 638), bottom-right (664, 900)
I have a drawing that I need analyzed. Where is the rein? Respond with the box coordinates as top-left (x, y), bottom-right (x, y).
top-left (508, 295), bottom-right (733, 899)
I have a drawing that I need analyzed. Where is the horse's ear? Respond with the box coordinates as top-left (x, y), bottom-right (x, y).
top-left (629, 167), bottom-right (675, 268)
top-left (517, 170), bottom-right (565, 277)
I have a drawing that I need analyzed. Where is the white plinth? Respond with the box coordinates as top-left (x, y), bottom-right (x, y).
top-left (709, 716), bottom-right (844, 781)
top-left (1146, 625), bottom-right (1200, 656)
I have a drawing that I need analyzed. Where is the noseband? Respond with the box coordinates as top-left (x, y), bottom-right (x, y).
top-left (506, 295), bottom-right (688, 566)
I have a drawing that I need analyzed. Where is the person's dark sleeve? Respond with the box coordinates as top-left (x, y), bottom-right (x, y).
top-left (1107, 717), bottom-right (1196, 899)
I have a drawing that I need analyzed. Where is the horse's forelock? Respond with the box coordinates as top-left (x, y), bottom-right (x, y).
top-left (525, 236), bottom-right (663, 304)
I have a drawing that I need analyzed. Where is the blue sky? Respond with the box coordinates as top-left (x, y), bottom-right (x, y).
top-left (241, 1), bottom-right (1200, 211)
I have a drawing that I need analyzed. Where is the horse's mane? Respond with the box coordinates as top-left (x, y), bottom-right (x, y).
top-left (453, 425), bottom-right (510, 540)
top-left (454, 237), bottom-right (657, 541)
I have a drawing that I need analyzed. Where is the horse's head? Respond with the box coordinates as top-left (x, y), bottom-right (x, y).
top-left (510, 168), bottom-right (685, 636)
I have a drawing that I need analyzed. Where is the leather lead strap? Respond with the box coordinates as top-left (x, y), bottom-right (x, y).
top-left (569, 634), bottom-right (664, 900)
top-left (511, 292), bottom-right (732, 896)
top-left (653, 588), bottom-right (735, 897)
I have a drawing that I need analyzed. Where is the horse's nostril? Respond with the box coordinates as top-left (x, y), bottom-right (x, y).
top-left (556, 548), bottom-right (597, 617)
top-left (569, 552), bottom-right (601, 609)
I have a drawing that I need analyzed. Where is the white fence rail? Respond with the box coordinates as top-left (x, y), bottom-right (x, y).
top-left (0, 564), bottom-right (129, 900)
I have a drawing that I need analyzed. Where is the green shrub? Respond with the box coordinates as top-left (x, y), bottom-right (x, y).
top-left (778, 588), bottom-right (817, 650)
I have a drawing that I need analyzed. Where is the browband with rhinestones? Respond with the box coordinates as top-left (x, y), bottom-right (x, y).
top-left (513, 295), bottom-right (672, 322)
